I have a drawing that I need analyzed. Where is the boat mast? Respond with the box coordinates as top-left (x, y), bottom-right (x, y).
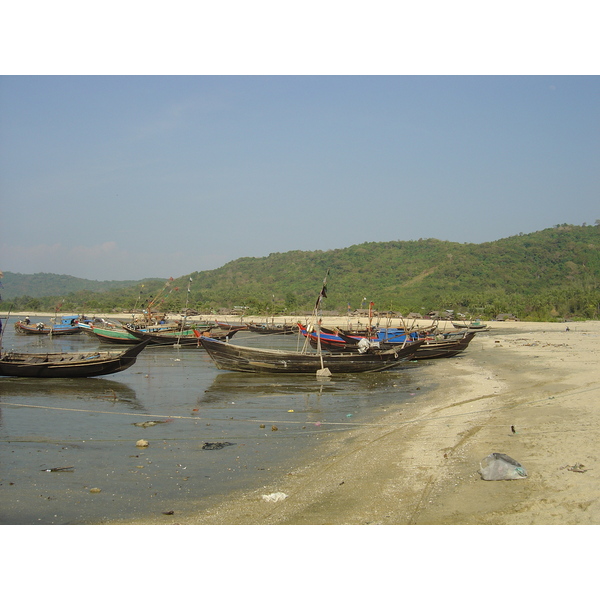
top-left (177, 277), bottom-right (193, 345)
top-left (312, 270), bottom-right (329, 363)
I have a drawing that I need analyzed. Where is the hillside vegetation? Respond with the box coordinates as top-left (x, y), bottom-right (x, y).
top-left (0, 272), bottom-right (161, 299)
top-left (2, 224), bottom-right (599, 321)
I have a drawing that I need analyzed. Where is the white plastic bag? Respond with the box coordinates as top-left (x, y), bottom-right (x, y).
top-left (262, 492), bottom-right (288, 502)
top-left (479, 453), bottom-right (527, 480)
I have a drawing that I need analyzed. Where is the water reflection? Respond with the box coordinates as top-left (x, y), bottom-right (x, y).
top-left (203, 366), bottom-right (421, 401)
top-left (0, 377), bottom-right (140, 408)
top-left (1, 319), bottom-right (436, 524)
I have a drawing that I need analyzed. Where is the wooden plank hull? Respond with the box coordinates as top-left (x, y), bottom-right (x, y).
top-left (301, 325), bottom-right (476, 359)
top-left (408, 332), bottom-right (476, 359)
top-left (14, 321), bottom-right (81, 335)
top-left (200, 337), bottom-right (424, 374)
top-left (124, 326), bottom-right (243, 346)
top-left (247, 323), bottom-right (298, 335)
top-left (0, 340), bottom-right (150, 378)
top-left (89, 325), bottom-right (140, 344)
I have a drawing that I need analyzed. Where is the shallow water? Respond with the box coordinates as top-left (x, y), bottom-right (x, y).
top-left (0, 320), bottom-right (432, 524)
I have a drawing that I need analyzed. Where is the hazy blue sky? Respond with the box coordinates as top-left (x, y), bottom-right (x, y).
top-left (1, 75), bottom-right (598, 280)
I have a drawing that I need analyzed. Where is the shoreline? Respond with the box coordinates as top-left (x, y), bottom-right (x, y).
top-left (115, 319), bottom-right (599, 525)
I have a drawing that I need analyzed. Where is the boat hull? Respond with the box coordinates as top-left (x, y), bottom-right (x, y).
top-left (14, 322), bottom-right (81, 335)
top-left (247, 323), bottom-right (298, 335)
top-left (300, 324), bottom-right (475, 359)
top-left (0, 340), bottom-right (150, 378)
top-left (89, 325), bottom-right (140, 344)
top-left (200, 337), bottom-right (423, 374)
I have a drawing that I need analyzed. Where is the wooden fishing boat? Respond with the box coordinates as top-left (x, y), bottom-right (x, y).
top-left (199, 336), bottom-right (424, 374)
top-left (125, 325), bottom-right (239, 346)
top-left (452, 321), bottom-right (488, 330)
top-left (299, 323), bottom-right (476, 359)
top-left (298, 323), bottom-right (363, 351)
top-left (88, 324), bottom-right (140, 344)
top-left (299, 323), bottom-right (421, 347)
top-left (214, 320), bottom-right (248, 331)
top-left (407, 331), bottom-right (476, 359)
top-left (0, 339), bottom-right (150, 378)
top-left (14, 315), bottom-right (82, 336)
top-left (247, 322), bottom-right (298, 335)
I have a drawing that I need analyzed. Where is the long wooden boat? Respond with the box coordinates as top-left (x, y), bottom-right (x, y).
top-left (247, 322), bottom-right (298, 335)
top-left (452, 321), bottom-right (488, 331)
top-left (199, 336), bottom-right (424, 374)
top-left (406, 331), bottom-right (477, 359)
top-left (0, 339), bottom-right (150, 378)
top-left (298, 323), bottom-right (362, 351)
top-left (14, 315), bottom-right (82, 336)
top-left (89, 324), bottom-right (140, 344)
top-left (126, 325), bottom-right (239, 346)
top-left (214, 320), bottom-right (248, 331)
top-left (299, 324), bottom-right (476, 359)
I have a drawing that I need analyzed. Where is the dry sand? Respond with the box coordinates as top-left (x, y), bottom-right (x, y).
top-left (118, 318), bottom-right (600, 526)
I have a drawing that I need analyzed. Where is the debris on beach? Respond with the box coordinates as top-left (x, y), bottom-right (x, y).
top-left (479, 453), bottom-right (528, 480)
top-left (136, 439), bottom-right (149, 448)
top-left (560, 463), bottom-right (589, 473)
top-left (89, 488), bottom-right (102, 493)
top-left (41, 466), bottom-right (74, 472)
top-left (202, 441), bottom-right (235, 450)
top-left (262, 492), bottom-right (288, 502)
top-left (133, 420), bottom-right (170, 428)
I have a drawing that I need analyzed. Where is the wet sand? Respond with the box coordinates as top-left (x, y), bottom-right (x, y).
top-left (116, 319), bottom-right (600, 525)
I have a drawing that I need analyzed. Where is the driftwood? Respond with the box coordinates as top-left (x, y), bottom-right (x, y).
top-left (42, 466), bottom-right (74, 472)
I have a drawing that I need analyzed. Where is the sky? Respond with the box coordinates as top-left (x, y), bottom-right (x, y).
top-left (1, 7), bottom-right (599, 282)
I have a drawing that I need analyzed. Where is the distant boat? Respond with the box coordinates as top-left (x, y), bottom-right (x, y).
top-left (247, 322), bottom-right (298, 335)
top-left (299, 323), bottom-right (477, 359)
top-left (214, 320), bottom-right (248, 331)
top-left (78, 317), bottom-right (120, 335)
top-left (14, 315), bottom-right (82, 336)
top-left (0, 339), bottom-right (150, 378)
top-left (88, 324), bottom-right (140, 344)
top-left (126, 325), bottom-right (237, 346)
top-left (452, 321), bottom-right (488, 330)
top-left (297, 323), bottom-right (363, 351)
top-left (407, 331), bottom-right (477, 359)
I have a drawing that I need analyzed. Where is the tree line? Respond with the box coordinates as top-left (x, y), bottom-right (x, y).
top-left (2, 223), bottom-right (599, 321)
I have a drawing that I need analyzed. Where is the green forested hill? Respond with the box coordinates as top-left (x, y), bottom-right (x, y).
top-left (2, 224), bottom-right (599, 320)
top-left (0, 272), bottom-right (161, 301)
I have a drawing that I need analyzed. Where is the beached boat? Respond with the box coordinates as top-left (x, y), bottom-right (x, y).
top-left (214, 320), bottom-right (248, 331)
top-left (88, 324), bottom-right (140, 344)
top-left (14, 315), bottom-right (82, 336)
top-left (298, 323), bottom-right (363, 351)
top-left (77, 317), bottom-right (122, 335)
top-left (452, 321), bottom-right (488, 330)
top-left (199, 336), bottom-right (424, 374)
top-left (247, 322), bottom-right (298, 335)
top-left (408, 331), bottom-right (477, 359)
top-left (126, 325), bottom-right (238, 346)
top-left (299, 323), bottom-right (476, 359)
top-left (0, 339), bottom-right (150, 378)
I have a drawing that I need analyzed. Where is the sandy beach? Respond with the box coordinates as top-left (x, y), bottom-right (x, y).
top-left (90, 317), bottom-right (596, 526)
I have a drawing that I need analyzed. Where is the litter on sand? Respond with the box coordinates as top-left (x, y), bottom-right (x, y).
top-left (262, 492), bottom-right (288, 502)
top-left (479, 452), bottom-right (528, 480)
